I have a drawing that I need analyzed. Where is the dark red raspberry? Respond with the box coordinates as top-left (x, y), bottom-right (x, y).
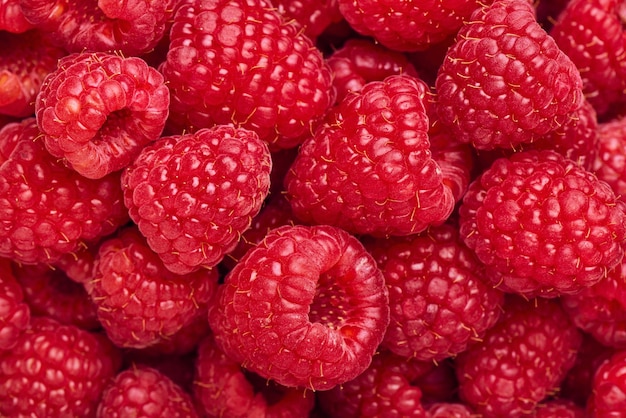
top-left (209, 224), bottom-right (390, 391)
top-left (550, 0), bottom-right (626, 116)
top-left (593, 116), bottom-right (626, 202)
top-left (193, 335), bottom-right (315, 418)
top-left (88, 227), bottom-right (218, 349)
top-left (160, 0), bottom-right (335, 150)
top-left (122, 125), bottom-right (272, 275)
top-left (412, 359), bottom-right (459, 405)
top-left (53, 238), bottom-right (100, 285)
top-left (286, 74), bottom-right (455, 237)
top-left (0, 317), bottom-right (120, 417)
top-left (588, 350), bottom-right (626, 416)
top-left (0, 30), bottom-right (65, 118)
top-left (456, 296), bottom-right (582, 417)
top-left (97, 365), bottom-right (199, 418)
top-left (459, 150), bottom-right (626, 298)
top-left (19, 0), bottom-right (177, 55)
top-left (0, 258), bottom-right (30, 351)
top-left (316, 350), bottom-right (427, 417)
top-left (0, 0), bottom-right (33, 32)
top-left (531, 399), bottom-right (586, 418)
top-left (12, 262), bottom-right (99, 330)
top-left (338, 0), bottom-right (484, 52)
top-left (274, 0), bottom-right (343, 40)
top-left (436, 0), bottom-right (584, 150)
top-left (36, 51), bottom-right (170, 179)
top-left (364, 224), bottom-right (503, 361)
top-left (426, 403), bottom-right (475, 418)
top-left (0, 118), bottom-right (129, 265)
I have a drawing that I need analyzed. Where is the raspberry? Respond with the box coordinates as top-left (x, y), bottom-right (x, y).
top-left (125, 351), bottom-right (196, 393)
top-left (364, 224), bottom-right (504, 361)
top-left (97, 365), bottom-right (199, 418)
top-left (435, 0), bottom-right (584, 150)
top-left (338, 0), bottom-right (484, 52)
top-left (0, 0), bottom-right (33, 32)
top-left (274, 0), bottom-right (343, 40)
top-left (160, 0), bottom-right (335, 150)
top-left (593, 116), bottom-right (626, 202)
top-left (0, 258), bottom-right (30, 351)
top-left (0, 118), bottom-right (129, 265)
top-left (88, 227), bottom-right (218, 349)
top-left (122, 125), bottom-right (272, 275)
top-left (426, 403), bottom-right (475, 418)
top-left (459, 150), bottom-right (626, 298)
top-left (531, 399), bottom-right (586, 418)
top-left (286, 75), bottom-right (455, 237)
top-left (193, 335), bottom-right (315, 418)
top-left (19, 0), bottom-right (177, 55)
top-left (456, 296), bottom-right (582, 417)
top-left (209, 224), bottom-right (390, 391)
top-left (36, 51), bottom-right (170, 179)
top-left (588, 350), bottom-right (626, 416)
top-left (0, 317), bottom-right (120, 417)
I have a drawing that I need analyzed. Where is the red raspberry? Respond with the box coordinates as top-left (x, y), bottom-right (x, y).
top-left (274, 0), bottom-right (343, 40)
top-left (456, 296), bottom-right (582, 417)
top-left (122, 125), bottom-right (272, 275)
top-left (19, 0), bottom-right (177, 55)
top-left (160, 0), bottom-right (335, 150)
top-left (0, 118), bottom-right (129, 265)
top-left (588, 350), bottom-right (626, 416)
top-left (97, 365), bottom-right (199, 418)
top-left (12, 262), bottom-right (99, 330)
top-left (459, 150), bottom-right (626, 298)
top-left (286, 75), bottom-right (455, 237)
top-left (531, 399), bottom-right (586, 418)
top-left (0, 258), bottom-right (30, 351)
top-left (53, 238), bottom-right (100, 285)
top-left (436, 0), bottom-right (584, 150)
top-left (364, 224), bottom-right (504, 361)
top-left (593, 116), bottom-right (626, 202)
top-left (36, 51), bottom-right (170, 179)
top-left (88, 227), bottom-right (218, 349)
top-left (124, 351), bottom-right (196, 393)
top-left (412, 359), bottom-right (459, 405)
top-left (550, 0), bottom-right (626, 116)
top-left (426, 403), bottom-right (475, 418)
top-left (0, 0), bottom-right (33, 32)
top-left (338, 0), bottom-right (484, 52)
top-left (316, 350), bottom-right (427, 417)
top-left (0, 30), bottom-right (65, 118)
top-left (209, 224), bottom-right (390, 391)
top-left (193, 335), bottom-right (315, 418)
top-left (0, 317), bottom-right (120, 417)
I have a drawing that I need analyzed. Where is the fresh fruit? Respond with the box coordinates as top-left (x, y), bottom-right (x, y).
top-left (593, 115), bottom-right (626, 202)
top-left (587, 349), bottom-right (626, 417)
top-left (0, 258), bottom-right (30, 351)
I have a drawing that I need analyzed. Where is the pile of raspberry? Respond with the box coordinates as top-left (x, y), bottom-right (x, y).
top-left (3, 0), bottom-right (626, 416)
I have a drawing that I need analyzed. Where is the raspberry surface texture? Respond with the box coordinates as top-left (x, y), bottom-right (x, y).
top-left (0, 0), bottom-right (33, 32)
top-left (588, 350), bottom-right (626, 417)
top-left (0, 258), bottom-right (30, 351)
top-left (122, 125), bottom-right (272, 275)
top-left (593, 115), bottom-right (626, 203)
top-left (209, 224), bottom-right (390, 391)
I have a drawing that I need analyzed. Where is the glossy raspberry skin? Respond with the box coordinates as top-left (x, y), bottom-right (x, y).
top-left (0, 118), bottom-right (129, 265)
top-left (0, 258), bottom-right (30, 351)
top-left (20, 0), bottom-right (176, 55)
top-left (338, 0), bottom-right (483, 52)
top-left (427, 403), bottom-right (475, 418)
top-left (36, 51), bottom-right (170, 179)
top-left (0, 317), bottom-right (120, 417)
top-left (459, 150), bottom-right (626, 298)
top-left (97, 366), bottom-right (198, 418)
top-left (365, 224), bottom-right (504, 361)
top-left (193, 335), bottom-right (315, 418)
top-left (274, 0), bottom-right (342, 39)
top-left (588, 350), bottom-right (626, 417)
top-left (456, 296), bottom-right (582, 417)
top-left (122, 126), bottom-right (272, 275)
top-left (0, 0), bottom-right (33, 32)
top-left (593, 116), bottom-right (626, 202)
top-left (286, 75), bottom-right (455, 237)
top-left (88, 227), bottom-right (218, 349)
top-left (209, 224), bottom-right (390, 391)
top-left (160, 0), bottom-right (335, 149)
top-left (436, 0), bottom-right (584, 150)
top-left (531, 399), bottom-right (586, 418)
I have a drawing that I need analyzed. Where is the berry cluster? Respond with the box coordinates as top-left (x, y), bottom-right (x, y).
top-left (1, 0), bottom-right (626, 416)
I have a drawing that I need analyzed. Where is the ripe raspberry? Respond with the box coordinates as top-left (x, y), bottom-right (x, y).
top-left (0, 258), bottom-right (30, 351)
top-left (0, 118), bottom-right (129, 265)
top-left (459, 150), bottom-right (626, 298)
top-left (286, 75), bottom-right (455, 237)
top-left (36, 51), bottom-right (170, 179)
top-left (273, 0), bottom-right (343, 39)
top-left (193, 335), bottom-right (315, 418)
top-left (531, 399), bottom-right (586, 418)
top-left (364, 224), bottom-right (504, 361)
top-left (338, 0), bottom-right (484, 52)
top-left (412, 358), bottom-right (459, 405)
top-left (550, 0), bottom-right (626, 116)
top-left (53, 238), bottom-right (100, 285)
top-left (0, 316), bottom-right (120, 417)
top-left (426, 403), bottom-right (475, 418)
top-left (0, 0), bottom-right (33, 32)
top-left (97, 365), bottom-right (199, 418)
top-left (456, 296), bottom-right (582, 417)
top-left (88, 227), bottom-right (218, 349)
top-left (588, 350), bottom-right (626, 416)
top-left (593, 116), bottom-right (626, 202)
top-left (436, 0), bottom-right (584, 150)
top-left (160, 0), bottom-right (334, 150)
top-left (122, 125), bottom-right (272, 275)
top-left (316, 350), bottom-right (427, 417)
top-left (12, 262), bottom-right (99, 330)
top-left (124, 351), bottom-right (196, 393)
top-left (209, 224), bottom-right (390, 391)
top-left (19, 0), bottom-right (177, 55)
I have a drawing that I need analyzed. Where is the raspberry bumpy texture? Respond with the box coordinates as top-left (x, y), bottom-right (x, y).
top-left (209, 224), bottom-right (390, 391)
